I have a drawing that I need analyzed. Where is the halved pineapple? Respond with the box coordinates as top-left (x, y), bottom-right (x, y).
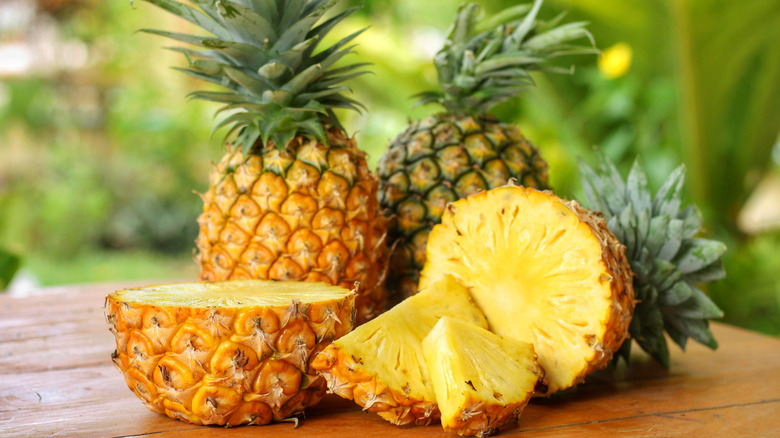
top-left (106, 280), bottom-right (355, 426)
top-left (311, 275), bottom-right (487, 426)
top-left (420, 185), bottom-right (634, 394)
top-left (422, 317), bottom-right (543, 437)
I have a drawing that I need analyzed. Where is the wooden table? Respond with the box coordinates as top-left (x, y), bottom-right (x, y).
top-left (1, 282), bottom-right (779, 437)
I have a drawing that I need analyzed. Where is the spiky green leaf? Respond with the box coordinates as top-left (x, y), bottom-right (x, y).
top-left (673, 238), bottom-right (728, 274)
top-left (216, 1), bottom-right (277, 44)
top-left (419, 0), bottom-right (595, 115)
top-left (652, 165), bottom-right (686, 217)
top-left (141, 0), bottom-right (230, 39)
top-left (632, 305), bottom-right (670, 368)
top-left (659, 281), bottom-right (694, 307)
top-left (136, 0), bottom-right (367, 150)
top-left (172, 66), bottom-right (234, 89)
top-left (627, 159), bottom-right (652, 215)
top-left (201, 39), bottom-right (269, 68)
top-left (657, 218), bottom-right (684, 261)
top-left (683, 261), bottom-right (726, 284)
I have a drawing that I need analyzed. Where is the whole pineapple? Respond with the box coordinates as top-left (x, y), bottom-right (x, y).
top-left (378, 0), bottom-right (595, 299)
top-left (137, 0), bottom-right (388, 323)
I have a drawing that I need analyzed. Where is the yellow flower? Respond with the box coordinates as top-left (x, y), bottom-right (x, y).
top-left (598, 43), bottom-right (632, 79)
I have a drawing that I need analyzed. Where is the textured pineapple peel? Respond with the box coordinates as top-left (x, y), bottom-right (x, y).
top-left (311, 275), bottom-right (488, 426)
top-left (106, 280), bottom-right (356, 427)
top-left (420, 185), bottom-right (634, 394)
top-left (423, 317), bottom-right (543, 437)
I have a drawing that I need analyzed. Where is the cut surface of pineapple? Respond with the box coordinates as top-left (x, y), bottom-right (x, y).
top-left (422, 317), bottom-right (543, 437)
top-left (106, 280), bottom-right (355, 426)
top-left (311, 275), bottom-right (487, 426)
top-left (420, 185), bottom-right (633, 394)
top-left (113, 280), bottom-right (354, 308)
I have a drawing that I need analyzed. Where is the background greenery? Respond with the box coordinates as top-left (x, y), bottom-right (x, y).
top-left (1, 0), bottom-right (778, 336)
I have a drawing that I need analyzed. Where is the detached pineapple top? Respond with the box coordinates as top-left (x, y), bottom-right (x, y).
top-left (138, 0), bottom-right (367, 151)
top-left (416, 0), bottom-right (595, 116)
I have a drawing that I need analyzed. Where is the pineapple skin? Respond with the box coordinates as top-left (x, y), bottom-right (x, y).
top-left (378, 114), bottom-right (549, 300)
top-left (420, 185), bottom-right (634, 395)
top-left (312, 343), bottom-right (441, 426)
top-left (106, 282), bottom-right (356, 426)
top-left (196, 127), bottom-right (388, 324)
top-left (565, 199), bottom-right (636, 373)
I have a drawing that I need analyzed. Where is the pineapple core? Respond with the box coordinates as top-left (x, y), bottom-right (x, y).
top-left (311, 275), bottom-right (488, 426)
top-left (422, 317), bottom-right (543, 437)
top-left (421, 186), bottom-right (633, 394)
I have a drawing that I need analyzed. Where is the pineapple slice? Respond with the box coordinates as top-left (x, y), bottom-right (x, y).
top-left (311, 275), bottom-right (487, 426)
top-left (106, 280), bottom-right (355, 426)
top-left (422, 317), bottom-right (543, 437)
top-left (420, 185), bottom-right (634, 395)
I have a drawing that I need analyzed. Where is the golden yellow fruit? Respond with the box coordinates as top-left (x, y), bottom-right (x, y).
top-left (311, 275), bottom-right (487, 426)
top-left (422, 317), bottom-right (543, 437)
top-left (106, 280), bottom-right (355, 426)
top-left (420, 185), bottom-right (634, 394)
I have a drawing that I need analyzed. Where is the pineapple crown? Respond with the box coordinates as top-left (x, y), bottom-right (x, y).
top-left (135, 0), bottom-right (368, 153)
top-left (579, 154), bottom-right (726, 368)
top-left (416, 0), bottom-right (596, 116)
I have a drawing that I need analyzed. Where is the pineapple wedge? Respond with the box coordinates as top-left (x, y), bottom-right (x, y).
top-left (420, 185), bottom-right (634, 395)
top-left (106, 280), bottom-right (355, 426)
top-left (422, 317), bottom-right (543, 437)
top-left (311, 275), bottom-right (487, 426)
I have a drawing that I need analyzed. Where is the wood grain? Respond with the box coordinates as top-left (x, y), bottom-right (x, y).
top-left (1, 282), bottom-right (779, 437)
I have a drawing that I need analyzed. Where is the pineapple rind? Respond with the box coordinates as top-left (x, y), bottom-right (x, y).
top-left (311, 275), bottom-right (488, 426)
top-left (196, 129), bottom-right (388, 324)
top-left (420, 185), bottom-right (633, 395)
top-left (106, 280), bottom-right (356, 426)
top-left (422, 317), bottom-right (543, 437)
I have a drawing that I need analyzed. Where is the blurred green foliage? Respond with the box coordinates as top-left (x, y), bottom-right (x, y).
top-left (0, 246), bottom-right (20, 289)
top-left (0, 0), bottom-right (778, 337)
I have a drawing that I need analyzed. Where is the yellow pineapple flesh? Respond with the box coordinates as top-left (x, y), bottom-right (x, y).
top-left (106, 280), bottom-right (355, 426)
top-left (422, 317), bottom-right (543, 437)
top-left (420, 185), bottom-right (634, 395)
top-left (311, 275), bottom-right (487, 426)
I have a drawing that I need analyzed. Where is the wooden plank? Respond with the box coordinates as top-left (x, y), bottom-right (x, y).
top-left (513, 400), bottom-right (780, 436)
top-left (0, 281), bottom-right (164, 373)
top-left (1, 283), bottom-right (780, 437)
